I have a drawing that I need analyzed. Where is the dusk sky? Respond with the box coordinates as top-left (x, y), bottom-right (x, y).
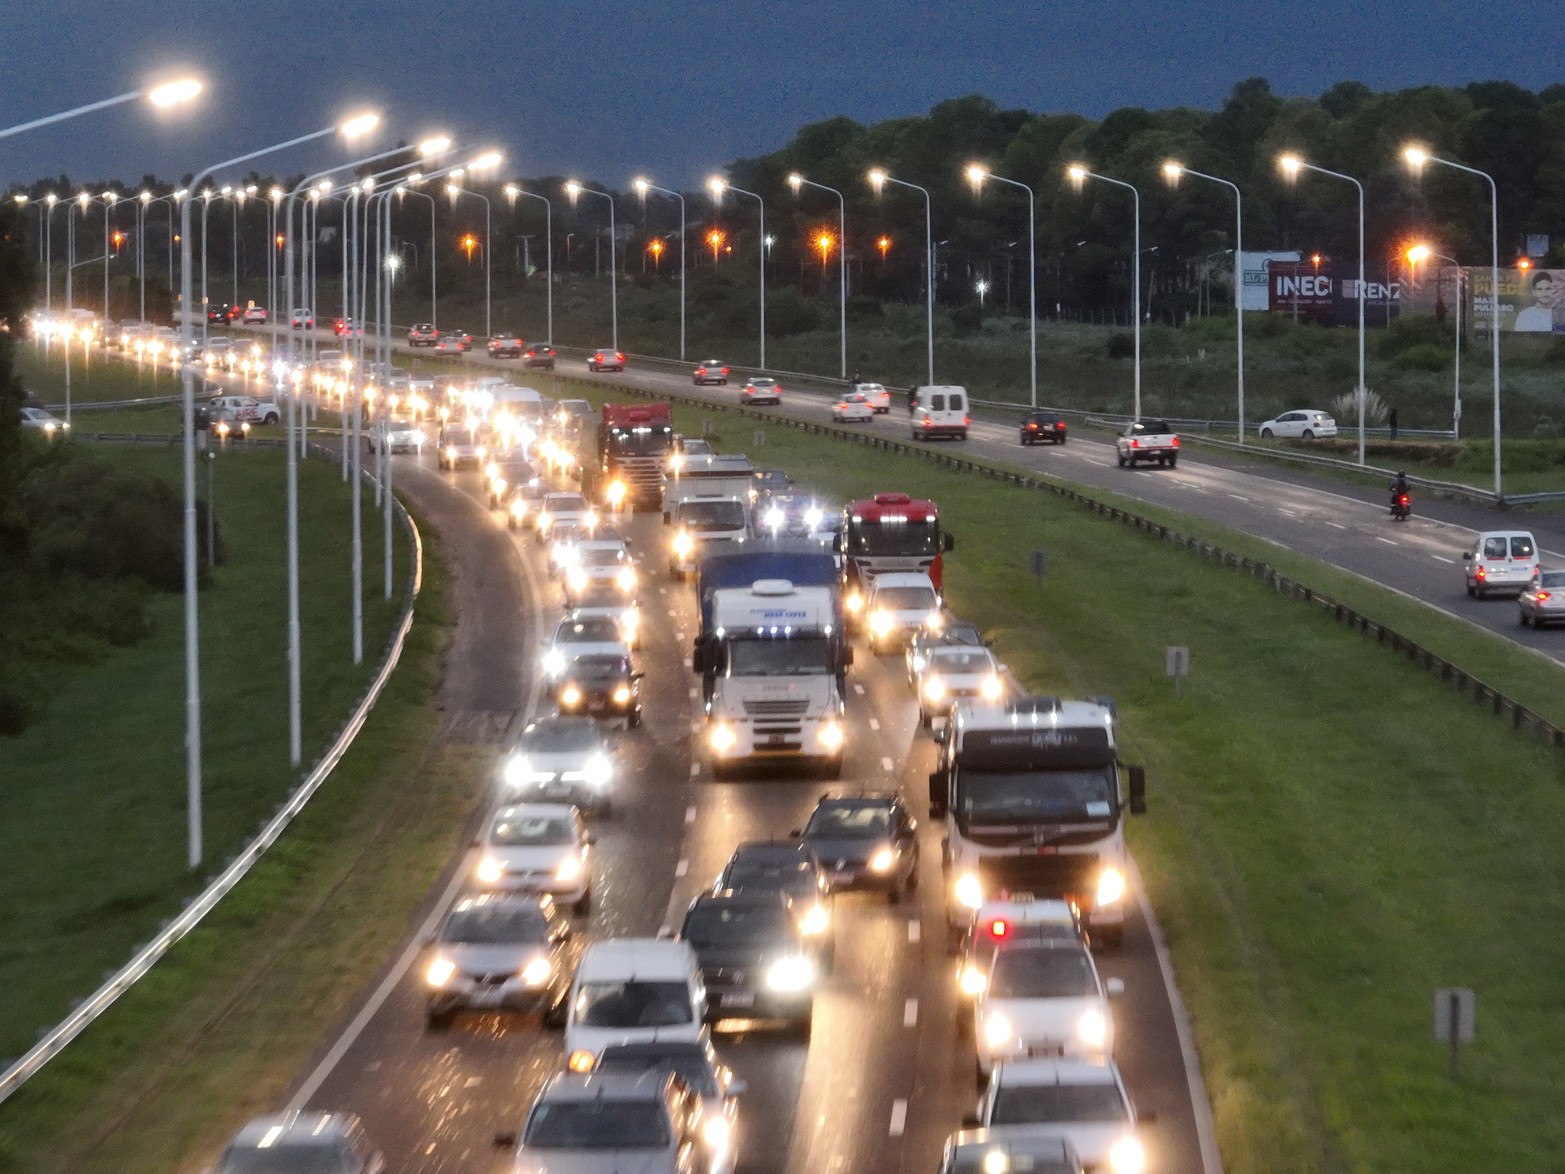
top-left (3, 0), bottom-right (1554, 193)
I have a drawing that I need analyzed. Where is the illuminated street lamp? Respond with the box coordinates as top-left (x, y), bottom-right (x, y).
top-left (504, 181), bottom-right (554, 344)
top-left (877, 235), bottom-right (891, 261)
top-left (975, 278), bottom-right (989, 306)
top-left (565, 180), bottom-right (618, 350)
top-left (447, 153), bottom-right (502, 337)
top-left (1164, 160), bottom-right (1245, 440)
top-left (706, 228), bottom-right (726, 262)
top-left (1406, 242), bottom-right (1464, 438)
top-left (867, 167), bottom-right (933, 385)
top-left (709, 176), bottom-right (768, 369)
top-left (1403, 145), bottom-right (1503, 496)
top-left (1278, 152), bottom-right (1366, 464)
top-left (0, 74), bottom-right (202, 141)
top-left (633, 177), bottom-right (686, 359)
top-left (788, 172), bottom-right (848, 378)
top-left (1067, 163), bottom-right (1144, 419)
top-left (966, 163), bottom-right (1037, 407)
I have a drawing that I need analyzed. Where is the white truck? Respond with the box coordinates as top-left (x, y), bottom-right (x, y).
top-left (662, 453), bottom-right (754, 519)
top-left (1115, 418), bottom-right (1180, 468)
top-left (698, 579), bottom-right (847, 775)
top-left (664, 454), bottom-right (755, 579)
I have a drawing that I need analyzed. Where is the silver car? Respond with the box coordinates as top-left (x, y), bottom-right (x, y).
top-left (216, 1112), bottom-right (384, 1173)
top-left (1519, 569), bottom-right (1565, 628)
top-left (593, 1038), bottom-right (746, 1174)
top-left (496, 1071), bottom-right (711, 1174)
top-left (939, 1130), bottom-right (1084, 1174)
top-left (501, 715), bottom-right (616, 813)
top-left (421, 892), bottom-right (572, 1027)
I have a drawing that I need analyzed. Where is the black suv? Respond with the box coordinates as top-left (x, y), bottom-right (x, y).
top-left (556, 653), bottom-right (643, 728)
top-left (714, 842), bottom-right (833, 967)
top-left (680, 890), bottom-right (817, 1029)
top-left (524, 341), bottom-right (557, 369)
top-left (1020, 411), bottom-right (1068, 446)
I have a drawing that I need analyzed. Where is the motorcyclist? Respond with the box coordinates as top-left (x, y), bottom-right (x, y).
top-left (1389, 471), bottom-right (1411, 516)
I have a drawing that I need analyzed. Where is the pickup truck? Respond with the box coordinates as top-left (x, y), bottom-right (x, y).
top-left (1116, 419), bottom-right (1180, 469)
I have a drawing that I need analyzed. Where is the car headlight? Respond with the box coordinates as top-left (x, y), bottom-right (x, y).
top-left (816, 720), bottom-right (843, 750)
top-left (584, 754), bottom-right (613, 788)
top-left (510, 498), bottom-right (528, 519)
top-left (983, 1012), bottom-right (1012, 1049)
top-left (536, 511), bottom-right (552, 531)
top-left (521, 955), bottom-right (552, 987)
top-left (924, 611), bottom-right (944, 632)
top-left (1097, 866), bottom-right (1127, 907)
top-left (708, 722), bottom-right (736, 753)
top-left (702, 1115), bottom-right (731, 1156)
top-left (491, 476), bottom-right (507, 495)
top-left (607, 480), bottom-right (627, 505)
top-left (503, 755), bottom-right (531, 790)
top-left (672, 531), bottom-right (694, 558)
top-left (980, 675), bottom-right (1003, 701)
top-left (616, 567), bottom-right (637, 592)
top-left (476, 445), bottom-right (488, 460)
top-left (475, 856), bottom-right (505, 885)
top-left (869, 846), bottom-right (896, 873)
top-left (612, 684), bottom-right (632, 704)
top-left (1078, 1007), bottom-right (1109, 1049)
top-left (799, 903), bottom-right (830, 937)
top-left (555, 855), bottom-right (582, 882)
top-left (543, 649), bottom-right (565, 676)
top-left (560, 684), bottom-right (583, 707)
top-left (955, 872), bottom-right (984, 910)
top-left (485, 461), bottom-right (499, 480)
top-left (444, 446), bottom-right (456, 461)
top-left (958, 965), bottom-right (988, 996)
top-left (567, 569), bottom-right (588, 594)
top-left (923, 676), bottom-right (946, 702)
top-left (1107, 1135), bottom-right (1146, 1174)
top-left (845, 591), bottom-right (864, 614)
top-left (567, 1050), bottom-right (596, 1073)
top-left (425, 956), bottom-right (456, 988)
top-left (766, 955), bottom-right (816, 992)
top-left (804, 507), bottom-right (823, 528)
top-left (869, 609), bottom-right (893, 636)
top-left (585, 509), bottom-right (598, 529)
top-left (909, 653), bottom-right (927, 673)
top-left (764, 507), bottom-right (784, 531)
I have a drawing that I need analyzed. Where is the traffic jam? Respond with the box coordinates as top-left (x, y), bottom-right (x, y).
top-left (215, 374), bottom-right (1157, 1174)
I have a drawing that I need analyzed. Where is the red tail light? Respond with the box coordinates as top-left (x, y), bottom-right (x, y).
top-left (1130, 438), bottom-right (1139, 449)
top-left (616, 352), bottom-right (625, 361)
top-left (1538, 591), bottom-right (1552, 602)
top-left (1171, 436), bottom-right (1181, 448)
top-left (923, 417), bottom-right (932, 428)
top-left (722, 367), bottom-right (729, 375)
top-left (964, 415), bottom-right (971, 425)
top-left (1476, 566), bottom-right (1487, 580)
top-left (987, 919), bottom-right (1009, 939)
top-left (1397, 495), bottom-right (1409, 506)
top-left (1028, 422), bottom-right (1038, 430)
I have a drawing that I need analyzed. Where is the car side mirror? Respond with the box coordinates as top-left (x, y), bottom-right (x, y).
top-left (843, 647), bottom-right (855, 668)
top-left (1461, 551), bottom-right (1472, 560)
top-left (729, 1078), bottom-right (748, 1097)
top-left (1106, 977), bottom-right (1125, 998)
top-left (631, 671), bottom-right (645, 681)
top-left (943, 532), bottom-right (956, 553)
top-left (961, 1113), bottom-right (982, 1129)
top-left (493, 1131), bottom-right (518, 1149)
top-left (789, 828), bottom-right (803, 838)
top-left (1127, 765), bottom-right (1147, 815)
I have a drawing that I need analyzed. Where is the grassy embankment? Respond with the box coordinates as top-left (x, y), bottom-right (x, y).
top-left (0, 444), bottom-right (431, 1172)
top-left (574, 379), bottom-right (1565, 1173)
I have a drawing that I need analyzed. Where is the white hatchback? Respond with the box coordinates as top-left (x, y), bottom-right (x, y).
top-left (472, 803), bottom-right (593, 912)
top-left (865, 571), bottom-right (943, 653)
top-left (971, 937), bottom-right (1123, 1079)
top-left (854, 381), bottom-right (891, 413)
top-left (971, 1058), bottom-right (1147, 1174)
top-left (1258, 409), bottom-right (1337, 439)
top-left (832, 391), bottom-right (875, 423)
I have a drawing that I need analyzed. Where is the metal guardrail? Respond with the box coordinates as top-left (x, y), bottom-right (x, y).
top-left (41, 393), bottom-right (186, 411)
top-left (613, 383), bottom-right (1565, 755)
top-left (0, 438), bottom-right (424, 1105)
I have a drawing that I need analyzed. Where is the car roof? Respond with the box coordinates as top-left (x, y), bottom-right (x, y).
top-left (576, 937), bottom-right (698, 980)
top-left (727, 841), bottom-right (818, 866)
top-left (228, 1112), bottom-right (362, 1147)
top-left (994, 1058), bottom-right (1121, 1085)
top-left (689, 888), bottom-right (794, 912)
top-left (538, 1070), bottom-right (674, 1103)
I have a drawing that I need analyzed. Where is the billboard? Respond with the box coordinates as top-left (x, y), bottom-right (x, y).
top-left (1269, 261), bottom-right (1400, 326)
top-left (1470, 268), bottom-right (1565, 333)
top-left (1239, 251), bottom-right (1301, 310)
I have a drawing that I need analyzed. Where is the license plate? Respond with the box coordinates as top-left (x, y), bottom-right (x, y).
top-left (766, 734), bottom-right (790, 745)
top-left (722, 991), bottom-right (756, 1008)
top-left (471, 987), bottom-right (508, 1007)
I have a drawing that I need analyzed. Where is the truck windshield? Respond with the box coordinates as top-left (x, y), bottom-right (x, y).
top-left (848, 519), bottom-right (939, 557)
top-left (607, 426), bottom-right (673, 456)
top-left (957, 768), bottom-right (1115, 823)
top-left (679, 501), bottom-right (746, 529)
top-left (876, 586), bottom-right (937, 610)
top-left (726, 635), bottom-right (833, 676)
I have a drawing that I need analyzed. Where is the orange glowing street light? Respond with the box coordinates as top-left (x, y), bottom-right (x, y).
top-left (1517, 257), bottom-right (1532, 272)
top-left (460, 232), bottom-right (479, 264)
top-left (814, 229), bottom-right (835, 272)
top-left (705, 228), bottom-right (726, 263)
top-left (647, 237), bottom-right (666, 270)
top-left (876, 234), bottom-right (892, 261)
top-left (110, 230), bottom-right (126, 252)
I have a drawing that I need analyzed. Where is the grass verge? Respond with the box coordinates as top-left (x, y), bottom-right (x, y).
top-left (578, 381), bottom-right (1565, 1172)
top-left (0, 445), bottom-right (405, 1070)
top-left (16, 343), bottom-right (190, 405)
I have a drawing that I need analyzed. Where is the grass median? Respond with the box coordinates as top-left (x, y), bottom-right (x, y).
top-left (0, 445), bottom-right (407, 1102)
top-left (569, 382), bottom-right (1565, 1172)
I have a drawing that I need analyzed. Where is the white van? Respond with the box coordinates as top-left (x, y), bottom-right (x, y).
top-left (911, 385), bottom-right (970, 441)
top-left (1463, 530), bottom-right (1541, 598)
top-left (563, 938), bottom-right (706, 1072)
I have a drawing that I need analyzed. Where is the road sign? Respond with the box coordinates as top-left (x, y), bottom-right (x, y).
top-left (1029, 550), bottom-right (1048, 584)
top-left (753, 429), bottom-right (766, 447)
top-left (700, 417), bottom-right (712, 437)
top-left (1166, 646), bottom-right (1190, 696)
top-left (1434, 987), bottom-right (1475, 1080)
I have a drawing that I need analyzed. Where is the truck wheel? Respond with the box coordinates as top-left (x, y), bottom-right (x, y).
top-left (1167, 455), bottom-right (1178, 469)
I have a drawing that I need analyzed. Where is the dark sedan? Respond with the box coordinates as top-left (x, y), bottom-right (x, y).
top-left (796, 793), bottom-right (919, 902)
top-left (679, 890), bottom-right (817, 1029)
top-left (555, 653), bottom-right (642, 727)
top-left (1020, 411), bottom-right (1068, 445)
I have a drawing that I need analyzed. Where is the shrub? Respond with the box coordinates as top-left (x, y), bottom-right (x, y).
top-left (1105, 332), bottom-right (1135, 359)
top-left (1392, 343), bottom-right (1452, 372)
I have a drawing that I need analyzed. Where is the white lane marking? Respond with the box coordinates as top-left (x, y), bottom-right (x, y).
top-left (689, 762), bottom-right (700, 777)
top-left (685, 805), bottom-right (697, 823)
top-left (868, 718), bottom-right (880, 731)
top-left (658, 586), bottom-right (668, 595)
top-left (881, 756), bottom-right (894, 772)
top-left (907, 920), bottom-right (921, 943)
top-left (1431, 554), bottom-right (1456, 564)
top-left (675, 859), bottom-right (689, 877)
top-left (1376, 536), bottom-right (1399, 546)
top-left (888, 1099), bottom-right (908, 1137)
top-left (1326, 521), bottom-right (1348, 529)
top-left (853, 683), bottom-right (866, 696)
top-left (903, 998), bottom-right (918, 1027)
top-left (1278, 508), bottom-right (1298, 518)
top-left (1227, 493), bottom-right (1251, 502)
top-left (688, 686), bottom-right (699, 700)
top-left (667, 608), bottom-right (679, 619)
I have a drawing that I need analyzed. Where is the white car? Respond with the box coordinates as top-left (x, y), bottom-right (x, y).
top-left (971, 937), bottom-right (1123, 1080)
top-left (533, 491), bottom-right (597, 543)
top-left (740, 377), bottom-right (782, 405)
top-left (369, 419), bottom-right (424, 454)
top-left (208, 395), bottom-right (281, 426)
top-left (916, 643), bottom-right (1005, 726)
top-left (543, 614), bottom-right (632, 681)
top-left (289, 308), bottom-right (314, 330)
top-left (864, 571), bottom-right (943, 653)
top-left (970, 1058), bottom-right (1147, 1174)
top-left (563, 540), bottom-right (638, 608)
top-left (500, 715), bottom-right (616, 814)
top-left (547, 521), bottom-right (597, 581)
top-left (436, 427), bottom-right (485, 470)
top-left (570, 602), bottom-right (641, 650)
top-left (241, 306), bottom-right (268, 325)
top-left (472, 803), bottom-right (593, 911)
top-left (1258, 409), bottom-right (1337, 440)
top-left (832, 391), bottom-right (875, 423)
top-left (854, 381), bottom-right (892, 413)
top-left (19, 406), bottom-right (68, 436)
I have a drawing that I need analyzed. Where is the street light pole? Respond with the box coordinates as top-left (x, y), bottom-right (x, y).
top-left (868, 168), bottom-right (934, 386)
top-left (505, 183), bottom-right (555, 345)
top-left (0, 76), bottom-right (202, 141)
top-left (788, 173), bottom-right (847, 379)
top-left (398, 184), bottom-right (440, 328)
top-left (709, 178), bottom-right (766, 370)
top-left (1403, 148), bottom-right (1502, 497)
top-left (1068, 165), bottom-right (1143, 419)
top-left (1165, 162), bottom-right (1244, 440)
top-left (633, 178), bottom-right (685, 360)
top-left (1409, 246), bottom-right (1464, 440)
top-left (966, 165), bottom-right (1036, 406)
top-left (564, 181), bottom-right (618, 351)
top-left (1279, 155), bottom-right (1366, 464)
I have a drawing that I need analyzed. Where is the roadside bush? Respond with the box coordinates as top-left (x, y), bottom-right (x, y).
top-left (1105, 331), bottom-right (1135, 358)
top-left (845, 294), bottom-right (885, 322)
top-left (764, 287), bottom-right (823, 337)
top-left (1392, 343), bottom-right (1452, 372)
top-left (949, 303), bottom-right (985, 338)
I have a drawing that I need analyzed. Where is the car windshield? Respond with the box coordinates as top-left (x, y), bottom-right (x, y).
top-left (387, 420), bottom-right (414, 432)
top-left (990, 1081), bottom-right (1127, 1125)
top-left (546, 495), bottom-right (589, 512)
top-left (724, 860), bottom-right (815, 896)
top-left (958, 768), bottom-right (1116, 824)
top-left (490, 814), bottom-right (574, 846)
top-left (445, 431), bottom-right (476, 446)
top-left (518, 722), bottom-right (600, 753)
top-left (679, 501), bottom-right (747, 529)
top-left (596, 1046), bottom-right (719, 1096)
top-left (877, 586), bottom-right (937, 611)
top-left (557, 618), bottom-right (623, 643)
top-left (726, 635), bottom-right (833, 676)
top-left (217, 1143), bottom-right (358, 1174)
top-left (927, 649), bottom-right (991, 673)
top-left (576, 980), bottom-right (694, 1027)
top-left (990, 946), bottom-right (1099, 998)
top-left (523, 1100), bottom-right (671, 1150)
top-left (683, 902), bottom-right (791, 945)
top-left (443, 904), bottom-right (549, 945)
top-left (1540, 572), bottom-right (1565, 588)
top-left (847, 519), bottom-right (939, 557)
top-left (806, 806), bottom-right (893, 837)
top-left (580, 548), bottom-right (626, 567)
top-left (568, 654), bottom-right (631, 678)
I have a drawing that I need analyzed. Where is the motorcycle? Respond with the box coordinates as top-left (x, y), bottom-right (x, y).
top-left (1390, 492), bottom-right (1411, 522)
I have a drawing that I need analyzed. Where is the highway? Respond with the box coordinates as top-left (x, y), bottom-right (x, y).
top-left (266, 439), bottom-right (1213, 1173)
